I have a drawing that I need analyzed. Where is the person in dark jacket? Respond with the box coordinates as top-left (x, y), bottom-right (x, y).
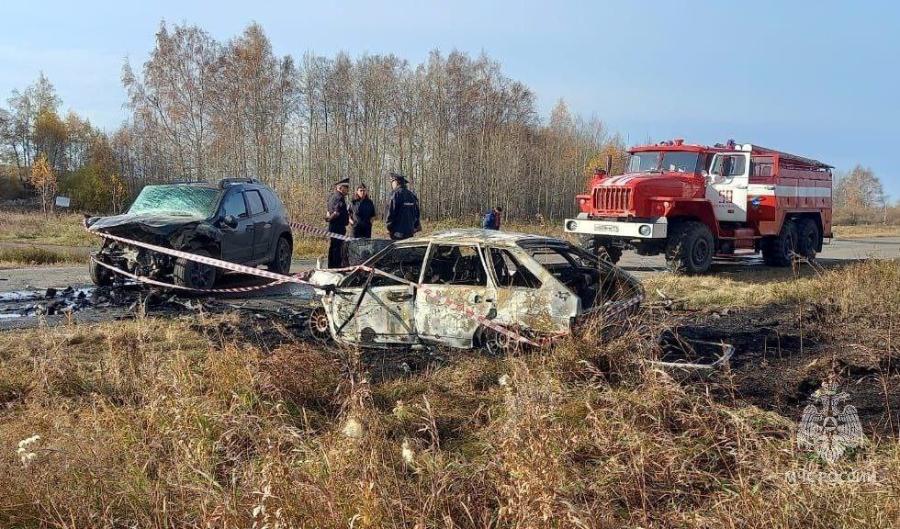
top-left (482, 206), bottom-right (503, 230)
top-left (325, 177), bottom-right (350, 268)
top-left (385, 172), bottom-right (421, 240)
top-left (349, 183), bottom-right (376, 238)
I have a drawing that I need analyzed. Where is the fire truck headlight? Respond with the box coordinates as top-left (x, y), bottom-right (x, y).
top-left (566, 220), bottom-right (578, 231)
top-left (639, 225), bottom-right (651, 236)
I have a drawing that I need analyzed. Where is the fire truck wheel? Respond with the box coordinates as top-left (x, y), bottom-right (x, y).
top-left (797, 219), bottom-right (819, 259)
top-left (583, 236), bottom-right (622, 264)
top-left (665, 221), bottom-right (714, 275)
top-left (762, 220), bottom-right (798, 267)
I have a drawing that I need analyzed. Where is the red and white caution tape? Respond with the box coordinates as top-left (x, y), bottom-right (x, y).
top-left (92, 230), bottom-right (309, 285)
top-left (91, 257), bottom-right (293, 294)
top-left (289, 221), bottom-right (357, 242)
top-left (87, 226), bottom-right (641, 346)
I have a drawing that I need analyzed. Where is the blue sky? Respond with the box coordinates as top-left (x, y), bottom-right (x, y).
top-left (1, 0), bottom-right (897, 198)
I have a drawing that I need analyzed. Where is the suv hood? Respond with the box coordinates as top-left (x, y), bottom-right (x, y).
top-left (86, 212), bottom-right (221, 247)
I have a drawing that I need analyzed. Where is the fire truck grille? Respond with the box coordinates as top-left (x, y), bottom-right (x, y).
top-left (593, 186), bottom-right (632, 212)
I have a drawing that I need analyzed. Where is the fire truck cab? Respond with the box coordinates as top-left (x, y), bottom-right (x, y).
top-left (564, 139), bottom-right (833, 274)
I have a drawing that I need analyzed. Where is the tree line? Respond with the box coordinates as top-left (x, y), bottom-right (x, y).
top-left (0, 20), bottom-right (893, 225)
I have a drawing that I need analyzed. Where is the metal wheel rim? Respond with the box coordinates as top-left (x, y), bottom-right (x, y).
top-left (692, 238), bottom-right (710, 265)
top-left (277, 242), bottom-right (291, 272)
top-left (309, 308), bottom-right (330, 342)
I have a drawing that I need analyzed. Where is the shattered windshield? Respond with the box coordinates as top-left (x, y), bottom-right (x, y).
top-left (127, 185), bottom-right (220, 218)
top-left (625, 151), bottom-right (701, 174)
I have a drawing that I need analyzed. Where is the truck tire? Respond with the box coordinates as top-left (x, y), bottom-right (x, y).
top-left (268, 235), bottom-right (293, 275)
top-left (665, 221), bottom-right (714, 274)
top-left (762, 219), bottom-right (798, 267)
top-left (796, 218), bottom-right (819, 259)
top-left (89, 256), bottom-right (113, 287)
top-left (173, 249), bottom-right (217, 289)
top-left (583, 236), bottom-right (622, 264)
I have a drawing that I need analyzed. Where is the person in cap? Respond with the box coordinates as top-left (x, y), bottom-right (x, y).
top-left (482, 205), bottom-right (503, 230)
top-left (324, 177), bottom-right (350, 268)
top-left (349, 183), bottom-right (376, 238)
top-left (385, 172), bottom-right (421, 240)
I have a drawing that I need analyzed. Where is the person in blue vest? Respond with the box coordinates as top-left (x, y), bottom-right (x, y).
top-left (324, 177), bottom-right (350, 267)
top-left (385, 172), bottom-right (421, 240)
top-left (482, 206), bottom-right (503, 230)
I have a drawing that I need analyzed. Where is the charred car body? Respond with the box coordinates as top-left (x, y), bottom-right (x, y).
top-left (86, 179), bottom-right (293, 288)
top-left (308, 229), bottom-right (642, 351)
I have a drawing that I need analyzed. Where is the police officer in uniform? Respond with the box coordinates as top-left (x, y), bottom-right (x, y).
top-left (325, 177), bottom-right (350, 268)
top-left (349, 183), bottom-right (376, 238)
top-left (385, 172), bottom-right (421, 240)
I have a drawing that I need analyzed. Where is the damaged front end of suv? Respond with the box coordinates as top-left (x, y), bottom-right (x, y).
top-left (87, 211), bottom-right (224, 288)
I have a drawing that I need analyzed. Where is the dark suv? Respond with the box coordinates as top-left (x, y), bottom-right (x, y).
top-left (86, 178), bottom-right (293, 289)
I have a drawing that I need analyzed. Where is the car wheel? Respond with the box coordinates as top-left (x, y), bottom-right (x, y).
top-left (308, 306), bottom-right (332, 342)
top-left (269, 236), bottom-right (293, 275)
top-left (173, 248), bottom-right (217, 289)
top-left (762, 219), bottom-right (798, 267)
top-left (796, 219), bottom-right (819, 260)
top-left (89, 256), bottom-right (113, 287)
top-left (665, 221), bottom-right (714, 274)
top-left (479, 327), bottom-right (519, 356)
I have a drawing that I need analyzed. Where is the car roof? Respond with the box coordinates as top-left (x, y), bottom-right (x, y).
top-left (400, 228), bottom-right (565, 248)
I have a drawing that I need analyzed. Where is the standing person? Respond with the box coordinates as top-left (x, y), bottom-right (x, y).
top-left (349, 183), bottom-right (376, 238)
top-left (385, 172), bottom-right (421, 240)
top-left (325, 177), bottom-right (350, 268)
top-left (482, 206), bottom-right (503, 230)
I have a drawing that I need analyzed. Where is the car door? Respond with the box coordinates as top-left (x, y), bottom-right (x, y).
top-left (328, 244), bottom-right (428, 347)
top-left (707, 151), bottom-right (751, 222)
top-left (243, 189), bottom-right (273, 262)
top-left (218, 189), bottom-right (254, 262)
top-left (414, 243), bottom-right (497, 348)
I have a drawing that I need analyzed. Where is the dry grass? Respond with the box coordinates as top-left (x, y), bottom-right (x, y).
top-left (833, 224), bottom-right (900, 239)
top-left (0, 245), bottom-right (85, 267)
top-left (0, 211), bottom-right (96, 247)
top-left (645, 258), bottom-right (900, 310)
top-left (0, 260), bottom-right (897, 527)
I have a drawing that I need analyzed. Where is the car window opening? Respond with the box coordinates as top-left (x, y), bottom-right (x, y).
top-left (489, 248), bottom-right (541, 289)
top-left (423, 245), bottom-right (487, 286)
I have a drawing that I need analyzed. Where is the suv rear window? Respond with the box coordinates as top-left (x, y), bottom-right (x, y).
top-left (245, 190), bottom-right (266, 215)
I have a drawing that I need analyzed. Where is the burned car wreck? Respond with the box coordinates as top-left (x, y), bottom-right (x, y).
top-left (86, 179), bottom-right (294, 288)
top-left (308, 229), bottom-right (643, 351)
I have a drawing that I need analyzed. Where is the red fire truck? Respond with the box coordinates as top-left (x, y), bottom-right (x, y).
top-left (564, 139), bottom-right (833, 274)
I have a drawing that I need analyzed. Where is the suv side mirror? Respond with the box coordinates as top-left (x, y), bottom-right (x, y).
top-left (223, 214), bottom-right (238, 228)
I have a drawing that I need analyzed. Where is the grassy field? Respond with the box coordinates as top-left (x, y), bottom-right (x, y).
top-left (0, 259), bottom-right (897, 527)
top-left (833, 224), bottom-right (900, 238)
